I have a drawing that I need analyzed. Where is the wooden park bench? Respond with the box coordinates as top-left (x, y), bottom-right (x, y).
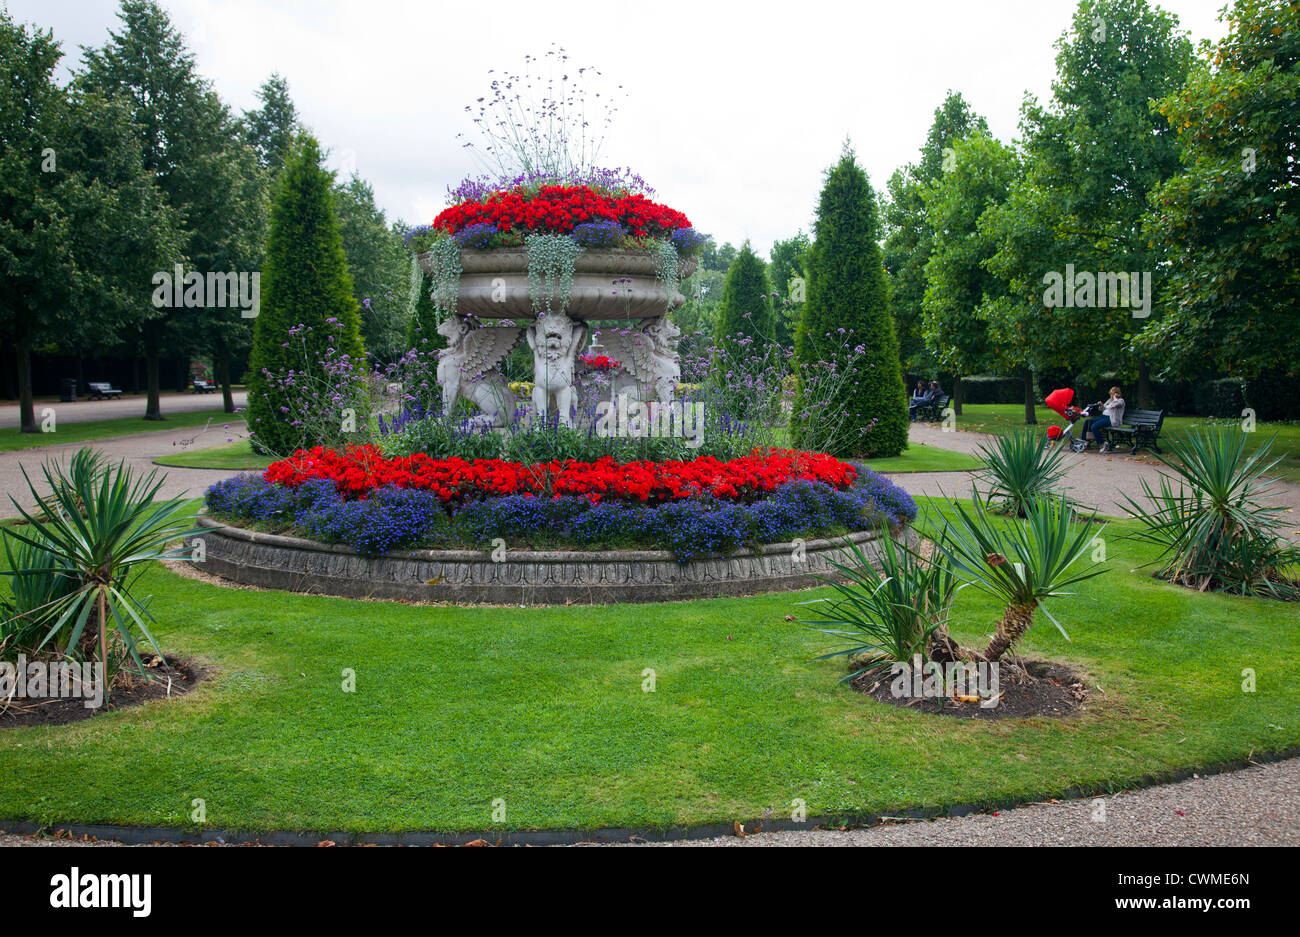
top-left (191, 379), bottom-right (216, 394)
top-left (1101, 408), bottom-right (1167, 455)
top-left (915, 393), bottom-right (951, 423)
top-left (86, 381), bottom-right (122, 400)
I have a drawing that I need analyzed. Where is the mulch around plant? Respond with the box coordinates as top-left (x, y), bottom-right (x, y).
top-left (852, 658), bottom-right (1088, 720)
top-left (0, 656), bottom-right (206, 730)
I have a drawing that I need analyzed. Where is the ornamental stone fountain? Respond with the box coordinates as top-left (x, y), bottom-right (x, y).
top-left (418, 246), bottom-right (696, 427)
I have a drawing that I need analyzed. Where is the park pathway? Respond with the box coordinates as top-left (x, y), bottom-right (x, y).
top-left (887, 423), bottom-right (1300, 542)
top-left (0, 391), bottom-right (246, 429)
top-left (0, 418), bottom-right (247, 516)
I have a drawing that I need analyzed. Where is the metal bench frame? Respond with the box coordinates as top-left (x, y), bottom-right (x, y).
top-left (87, 382), bottom-right (122, 400)
top-left (914, 393), bottom-right (951, 423)
top-left (1100, 408), bottom-right (1166, 455)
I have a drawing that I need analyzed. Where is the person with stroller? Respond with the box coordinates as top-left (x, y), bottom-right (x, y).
top-left (1084, 386), bottom-right (1125, 453)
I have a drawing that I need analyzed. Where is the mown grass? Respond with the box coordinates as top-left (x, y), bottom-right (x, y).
top-left (0, 410), bottom-right (244, 452)
top-left (952, 404), bottom-right (1300, 483)
top-left (154, 438), bottom-right (268, 471)
top-left (0, 498), bottom-right (1295, 834)
top-left (862, 444), bottom-right (981, 474)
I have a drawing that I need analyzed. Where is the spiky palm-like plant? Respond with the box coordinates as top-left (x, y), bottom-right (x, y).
top-left (1120, 427), bottom-right (1299, 599)
top-left (2, 449), bottom-right (200, 692)
top-left (931, 492), bottom-right (1105, 661)
top-left (797, 526), bottom-right (958, 679)
top-left (974, 427), bottom-right (1072, 517)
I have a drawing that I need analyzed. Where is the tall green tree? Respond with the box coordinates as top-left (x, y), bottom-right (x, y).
top-left (0, 10), bottom-right (176, 431)
top-left (793, 145), bottom-right (908, 458)
top-left (983, 0), bottom-right (1193, 411)
top-left (246, 135), bottom-right (364, 454)
top-left (243, 73), bottom-right (299, 176)
top-left (1138, 0), bottom-right (1299, 383)
top-left (79, 0), bottom-right (264, 420)
top-left (921, 132), bottom-right (1020, 413)
top-left (769, 231), bottom-right (811, 347)
top-left (713, 242), bottom-right (775, 360)
top-left (883, 91), bottom-right (988, 385)
top-left (334, 175), bottom-right (409, 362)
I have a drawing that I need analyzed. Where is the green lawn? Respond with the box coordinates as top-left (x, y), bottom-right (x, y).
top-left (0, 410), bottom-right (244, 452)
top-left (952, 403), bottom-right (1300, 483)
top-left (154, 438), bottom-right (270, 471)
top-left (864, 444), bottom-right (981, 473)
top-left (1, 498), bottom-right (1295, 834)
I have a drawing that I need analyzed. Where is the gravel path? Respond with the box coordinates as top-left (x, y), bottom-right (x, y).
top-left (892, 423), bottom-right (1300, 542)
top-left (0, 391), bottom-right (246, 428)
top-left (0, 420), bottom-right (248, 517)
top-left (2, 756), bottom-right (1295, 847)
top-left (623, 757), bottom-right (1300, 847)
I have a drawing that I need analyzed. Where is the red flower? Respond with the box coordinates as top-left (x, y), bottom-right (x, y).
top-left (433, 185), bottom-right (692, 239)
top-left (263, 446), bottom-right (856, 506)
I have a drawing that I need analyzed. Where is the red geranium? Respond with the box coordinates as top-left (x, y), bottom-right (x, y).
top-left (432, 185), bottom-right (692, 240)
top-left (264, 446), bottom-right (857, 506)
top-left (579, 354), bottom-right (620, 371)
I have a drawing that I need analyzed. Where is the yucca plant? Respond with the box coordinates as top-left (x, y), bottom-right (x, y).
top-left (796, 524), bottom-right (959, 680)
top-left (931, 492), bottom-right (1105, 662)
top-left (0, 531), bottom-right (77, 655)
top-left (1119, 428), bottom-right (1299, 599)
top-left (974, 427), bottom-right (1072, 517)
top-left (2, 448), bottom-right (201, 692)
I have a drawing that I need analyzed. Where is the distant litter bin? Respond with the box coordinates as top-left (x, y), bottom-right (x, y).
top-left (60, 378), bottom-right (78, 402)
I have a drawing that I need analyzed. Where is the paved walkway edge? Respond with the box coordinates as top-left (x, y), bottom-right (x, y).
top-left (4, 745), bottom-right (1297, 846)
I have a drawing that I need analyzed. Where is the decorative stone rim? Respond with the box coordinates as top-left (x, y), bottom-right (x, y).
top-left (194, 515), bottom-right (898, 605)
top-left (423, 246), bottom-right (697, 279)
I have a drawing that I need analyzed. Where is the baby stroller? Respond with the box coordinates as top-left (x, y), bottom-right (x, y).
top-left (1044, 388), bottom-right (1101, 453)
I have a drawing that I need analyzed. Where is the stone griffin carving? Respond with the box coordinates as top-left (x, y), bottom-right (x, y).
top-left (598, 316), bottom-right (682, 405)
top-left (436, 316), bottom-right (522, 426)
top-left (526, 311), bottom-right (587, 426)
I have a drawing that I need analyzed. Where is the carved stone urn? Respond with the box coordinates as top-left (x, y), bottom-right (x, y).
top-left (416, 247), bottom-right (697, 320)
top-left (416, 247), bottom-right (697, 426)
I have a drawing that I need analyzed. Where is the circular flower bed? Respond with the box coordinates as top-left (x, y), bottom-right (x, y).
top-left (205, 448), bottom-right (916, 561)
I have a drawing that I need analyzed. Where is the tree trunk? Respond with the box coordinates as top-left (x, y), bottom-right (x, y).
top-left (1137, 360), bottom-right (1152, 410)
top-left (952, 375), bottom-right (963, 416)
top-left (928, 627), bottom-right (965, 664)
top-left (16, 340), bottom-right (37, 433)
top-left (214, 336), bottom-right (235, 413)
top-left (1022, 369), bottom-right (1037, 425)
top-left (144, 321), bottom-right (164, 421)
top-left (983, 602), bottom-right (1038, 661)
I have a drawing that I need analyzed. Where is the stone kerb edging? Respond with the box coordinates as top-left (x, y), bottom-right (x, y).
top-left (195, 515), bottom-right (898, 605)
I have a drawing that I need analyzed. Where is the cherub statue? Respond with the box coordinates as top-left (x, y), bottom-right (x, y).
top-left (598, 316), bottom-right (682, 405)
top-left (526, 311), bottom-right (587, 426)
top-left (436, 316), bottom-right (522, 426)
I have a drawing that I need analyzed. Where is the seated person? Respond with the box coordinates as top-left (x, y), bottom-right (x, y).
top-left (908, 380), bottom-right (928, 421)
top-left (1084, 386), bottom-right (1125, 452)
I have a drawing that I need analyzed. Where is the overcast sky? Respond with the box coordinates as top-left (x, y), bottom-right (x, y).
top-left (9, 0), bottom-right (1231, 252)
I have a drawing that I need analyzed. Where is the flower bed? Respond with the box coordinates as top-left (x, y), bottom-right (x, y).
top-left (205, 447), bottom-right (915, 561)
top-left (262, 445), bottom-right (858, 505)
top-left (205, 470), bottom-right (915, 561)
